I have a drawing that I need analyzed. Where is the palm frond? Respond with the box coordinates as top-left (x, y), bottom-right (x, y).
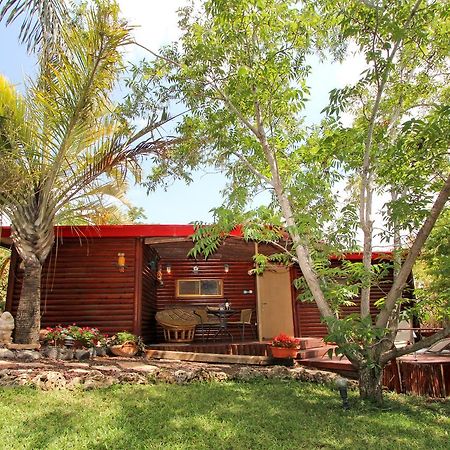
top-left (0, 0), bottom-right (66, 53)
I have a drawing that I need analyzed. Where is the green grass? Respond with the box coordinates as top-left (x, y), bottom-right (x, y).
top-left (0, 381), bottom-right (448, 449)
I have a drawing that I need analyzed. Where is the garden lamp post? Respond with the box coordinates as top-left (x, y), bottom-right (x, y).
top-left (335, 377), bottom-right (350, 410)
top-left (64, 335), bottom-right (75, 348)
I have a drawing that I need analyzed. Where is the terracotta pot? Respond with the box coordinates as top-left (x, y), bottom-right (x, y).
top-left (270, 346), bottom-right (298, 359)
top-left (110, 342), bottom-right (138, 357)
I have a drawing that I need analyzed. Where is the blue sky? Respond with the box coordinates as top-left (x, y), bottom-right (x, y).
top-left (0, 1), bottom-right (366, 225)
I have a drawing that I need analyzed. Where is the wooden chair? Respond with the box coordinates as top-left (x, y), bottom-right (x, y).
top-left (426, 337), bottom-right (450, 353)
top-left (193, 308), bottom-right (220, 342)
top-left (228, 309), bottom-right (257, 341)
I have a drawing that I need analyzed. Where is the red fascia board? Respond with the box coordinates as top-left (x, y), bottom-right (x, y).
top-left (0, 225), bottom-right (391, 259)
top-left (0, 224), bottom-right (244, 239)
top-left (333, 252), bottom-right (392, 261)
top-left (0, 227), bottom-right (11, 238)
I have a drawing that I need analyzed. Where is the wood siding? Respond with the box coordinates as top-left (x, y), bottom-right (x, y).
top-left (9, 237), bottom-right (137, 334)
top-left (291, 263), bottom-right (394, 338)
top-left (155, 258), bottom-right (257, 342)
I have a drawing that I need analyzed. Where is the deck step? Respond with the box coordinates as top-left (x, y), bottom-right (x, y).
top-left (300, 356), bottom-right (356, 373)
top-left (296, 337), bottom-right (326, 350)
top-left (297, 345), bottom-right (335, 359)
top-left (146, 341), bottom-right (269, 356)
top-left (146, 349), bottom-right (272, 365)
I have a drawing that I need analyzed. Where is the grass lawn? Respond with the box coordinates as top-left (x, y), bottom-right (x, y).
top-left (0, 380), bottom-right (448, 450)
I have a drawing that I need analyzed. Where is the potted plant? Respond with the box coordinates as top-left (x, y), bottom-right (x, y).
top-left (270, 333), bottom-right (299, 359)
top-left (41, 324), bottom-right (106, 359)
top-left (108, 331), bottom-right (142, 357)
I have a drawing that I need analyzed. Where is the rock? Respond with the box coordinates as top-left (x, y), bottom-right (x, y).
top-left (148, 368), bottom-right (175, 384)
top-left (42, 346), bottom-right (59, 359)
top-left (0, 369), bottom-right (17, 386)
top-left (94, 347), bottom-right (107, 357)
top-left (67, 376), bottom-right (84, 390)
top-left (16, 372), bottom-right (32, 386)
top-left (0, 348), bottom-right (15, 359)
top-left (117, 372), bottom-right (147, 384)
top-left (191, 368), bottom-right (214, 382)
top-left (233, 367), bottom-right (265, 382)
top-left (0, 312), bottom-right (14, 344)
top-left (267, 366), bottom-right (292, 380)
top-left (210, 371), bottom-right (229, 382)
top-left (74, 349), bottom-right (91, 361)
top-left (83, 375), bottom-right (116, 390)
top-left (68, 368), bottom-right (92, 375)
top-left (32, 371), bottom-right (67, 390)
top-left (41, 346), bottom-right (73, 360)
top-left (16, 350), bottom-right (41, 362)
top-left (57, 348), bottom-right (74, 361)
top-left (174, 369), bottom-right (193, 384)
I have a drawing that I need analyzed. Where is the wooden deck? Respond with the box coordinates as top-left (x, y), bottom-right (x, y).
top-left (147, 341), bottom-right (271, 356)
top-left (147, 338), bottom-right (450, 398)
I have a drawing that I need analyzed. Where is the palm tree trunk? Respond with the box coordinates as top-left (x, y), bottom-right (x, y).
top-left (14, 259), bottom-right (42, 344)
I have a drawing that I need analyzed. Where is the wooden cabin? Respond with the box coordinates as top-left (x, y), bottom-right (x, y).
top-left (0, 224), bottom-right (395, 343)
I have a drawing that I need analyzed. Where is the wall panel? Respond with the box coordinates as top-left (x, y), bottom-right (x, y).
top-left (292, 262), bottom-right (395, 338)
top-left (10, 237), bottom-right (137, 334)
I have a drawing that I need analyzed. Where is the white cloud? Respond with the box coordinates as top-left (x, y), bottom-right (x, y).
top-left (118, 0), bottom-right (188, 62)
top-left (335, 44), bottom-right (367, 88)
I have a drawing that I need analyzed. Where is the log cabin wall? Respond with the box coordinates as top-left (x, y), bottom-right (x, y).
top-left (291, 262), bottom-right (395, 337)
top-left (9, 237), bottom-right (137, 334)
top-left (141, 245), bottom-right (159, 342)
top-left (155, 258), bottom-right (257, 342)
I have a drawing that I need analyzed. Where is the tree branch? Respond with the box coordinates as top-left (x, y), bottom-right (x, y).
top-left (381, 323), bottom-right (450, 363)
top-left (231, 151), bottom-right (274, 187)
top-left (376, 173), bottom-right (450, 328)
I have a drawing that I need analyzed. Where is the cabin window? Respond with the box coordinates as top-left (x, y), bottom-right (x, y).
top-left (176, 279), bottom-right (223, 298)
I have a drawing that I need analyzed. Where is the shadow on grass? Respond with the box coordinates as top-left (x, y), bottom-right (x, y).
top-left (0, 381), bottom-right (448, 450)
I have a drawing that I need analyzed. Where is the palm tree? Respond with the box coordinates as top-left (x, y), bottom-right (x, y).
top-left (0, 0), bottom-right (66, 53)
top-left (0, 1), bottom-right (176, 344)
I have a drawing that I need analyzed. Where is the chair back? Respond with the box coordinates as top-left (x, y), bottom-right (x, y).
top-left (427, 337), bottom-right (450, 353)
top-left (193, 309), bottom-right (208, 324)
top-left (240, 309), bottom-right (252, 324)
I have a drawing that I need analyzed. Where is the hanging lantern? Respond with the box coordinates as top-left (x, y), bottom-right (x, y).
top-left (117, 253), bottom-right (126, 272)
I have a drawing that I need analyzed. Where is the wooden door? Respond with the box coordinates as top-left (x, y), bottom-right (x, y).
top-left (257, 266), bottom-right (294, 340)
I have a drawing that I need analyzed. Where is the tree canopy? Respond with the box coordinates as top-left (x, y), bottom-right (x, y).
top-left (142, 0), bottom-right (450, 403)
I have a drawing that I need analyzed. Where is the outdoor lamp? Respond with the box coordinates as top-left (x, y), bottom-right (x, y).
top-left (224, 264), bottom-right (230, 273)
top-left (64, 335), bottom-right (75, 348)
top-left (166, 264), bottom-right (172, 274)
top-left (335, 377), bottom-right (350, 410)
top-left (157, 264), bottom-right (163, 285)
top-left (193, 265), bottom-right (199, 274)
top-left (117, 253), bottom-right (126, 272)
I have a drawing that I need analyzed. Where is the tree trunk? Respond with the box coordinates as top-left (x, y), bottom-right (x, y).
top-left (14, 259), bottom-right (42, 344)
top-left (358, 364), bottom-right (384, 405)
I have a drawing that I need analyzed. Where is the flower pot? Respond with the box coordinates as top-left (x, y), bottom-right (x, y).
top-left (270, 346), bottom-right (298, 359)
top-left (110, 342), bottom-right (138, 357)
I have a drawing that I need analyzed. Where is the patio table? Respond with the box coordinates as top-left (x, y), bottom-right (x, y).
top-left (206, 308), bottom-right (238, 342)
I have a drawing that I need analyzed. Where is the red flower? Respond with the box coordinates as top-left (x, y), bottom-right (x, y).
top-left (271, 333), bottom-right (299, 349)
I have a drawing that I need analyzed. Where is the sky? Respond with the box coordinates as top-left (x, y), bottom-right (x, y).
top-left (0, 0), bottom-right (369, 227)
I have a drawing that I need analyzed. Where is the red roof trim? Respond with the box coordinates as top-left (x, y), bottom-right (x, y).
top-left (335, 252), bottom-right (392, 261)
top-left (0, 224), bottom-right (391, 259)
top-left (0, 224), bottom-right (243, 239)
